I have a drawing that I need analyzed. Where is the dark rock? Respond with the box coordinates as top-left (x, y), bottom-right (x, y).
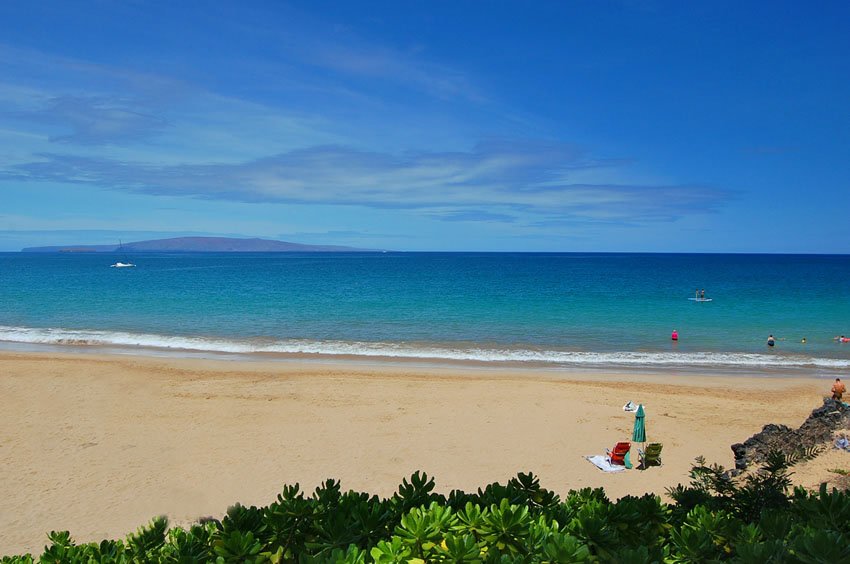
top-left (731, 398), bottom-right (850, 471)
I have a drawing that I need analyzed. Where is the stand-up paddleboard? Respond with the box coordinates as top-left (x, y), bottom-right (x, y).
top-left (688, 297), bottom-right (713, 302)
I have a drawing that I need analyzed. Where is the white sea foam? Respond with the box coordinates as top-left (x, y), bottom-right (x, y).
top-left (1, 325), bottom-right (849, 370)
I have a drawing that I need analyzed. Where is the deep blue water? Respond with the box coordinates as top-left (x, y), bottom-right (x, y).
top-left (1, 252), bottom-right (849, 372)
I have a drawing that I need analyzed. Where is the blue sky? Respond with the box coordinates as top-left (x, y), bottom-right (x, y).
top-left (0, 1), bottom-right (847, 252)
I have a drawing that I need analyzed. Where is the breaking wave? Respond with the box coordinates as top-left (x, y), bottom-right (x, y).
top-left (2, 325), bottom-right (849, 370)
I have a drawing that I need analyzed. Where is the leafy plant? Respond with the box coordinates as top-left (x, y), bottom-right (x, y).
top-left (126, 516), bottom-right (168, 561)
top-left (789, 528), bottom-right (850, 563)
top-left (3, 465), bottom-right (849, 563)
top-left (431, 533), bottom-right (482, 563)
top-left (480, 499), bottom-right (532, 558)
top-left (394, 502), bottom-right (457, 559)
top-left (212, 530), bottom-right (264, 563)
top-left (791, 483), bottom-right (850, 533)
top-left (391, 471), bottom-right (441, 517)
top-left (370, 537), bottom-right (413, 563)
top-left (161, 523), bottom-right (213, 562)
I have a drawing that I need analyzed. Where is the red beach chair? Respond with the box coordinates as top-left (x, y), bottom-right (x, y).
top-left (606, 442), bottom-right (631, 466)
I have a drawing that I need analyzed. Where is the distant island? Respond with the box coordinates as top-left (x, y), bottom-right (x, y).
top-left (22, 236), bottom-right (379, 253)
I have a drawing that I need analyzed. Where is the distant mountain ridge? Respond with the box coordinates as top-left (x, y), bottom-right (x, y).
top-left (22, 236), bottom-right (377, 253)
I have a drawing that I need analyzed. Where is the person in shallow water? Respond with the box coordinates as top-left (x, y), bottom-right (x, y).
top-left (767, 334), bottom-right (776, 347)
top-left (671, 329), bottom-right (678, 341)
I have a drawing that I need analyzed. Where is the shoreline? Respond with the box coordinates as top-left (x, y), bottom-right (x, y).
top-left (0, 339), bottom-right (846, 379)
top-left (0, 350), bottom-right (835, 555)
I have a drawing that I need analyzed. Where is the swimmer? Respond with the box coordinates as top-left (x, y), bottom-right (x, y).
top-left (801, 337), bottom-right (807, 344)
top-left (671, 329), bottom-right (679, 341)
top-left (767, 334), bottom-right (776, 347)
top-left (835, 335), bottom-right (850, 343)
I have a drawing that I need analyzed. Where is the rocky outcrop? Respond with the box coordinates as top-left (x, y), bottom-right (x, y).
top-left (731, 398), bottom-right (850, 470)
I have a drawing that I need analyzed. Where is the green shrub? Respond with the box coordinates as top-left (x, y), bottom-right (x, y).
top-left (4, 456), bottom-right (849, 563)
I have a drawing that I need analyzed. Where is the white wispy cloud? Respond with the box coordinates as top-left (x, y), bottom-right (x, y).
top-left (0, 43), bottom-right (345, 163)
top-left (2, 142), bottom-right (727, 223)
top-left (204, 3), bottom-right (487, 104)
top-left (17, 95), bottom-right (171, 145)
top-left (0, 19), bottom-right (728, 233)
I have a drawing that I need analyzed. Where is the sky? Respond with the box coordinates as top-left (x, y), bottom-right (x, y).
top-left (0, 1), bottom-right (848, 253)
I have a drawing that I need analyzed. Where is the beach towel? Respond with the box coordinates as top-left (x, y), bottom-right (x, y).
top-left (585, 455), bottom-right (627, 473)
top-left (623, 401), bottom-right (637, 412)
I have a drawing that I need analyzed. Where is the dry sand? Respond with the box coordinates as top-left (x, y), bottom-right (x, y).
top-left (0, 351), bottom-right (842, 555)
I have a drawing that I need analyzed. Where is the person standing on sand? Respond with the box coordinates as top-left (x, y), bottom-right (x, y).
top-left (833, 378), bottom-right (846, 401)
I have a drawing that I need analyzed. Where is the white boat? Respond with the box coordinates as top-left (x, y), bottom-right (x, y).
top-left (110, 240), bottom-right (135, 268)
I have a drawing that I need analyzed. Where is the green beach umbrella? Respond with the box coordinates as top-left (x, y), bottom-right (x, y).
top-left (633, 404), bottom-right (647, 470)
top-left (632, 404), bottom-right (646, 444)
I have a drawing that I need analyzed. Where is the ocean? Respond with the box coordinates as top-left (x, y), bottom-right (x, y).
top-left (1, 252), bottom-right (849, 375)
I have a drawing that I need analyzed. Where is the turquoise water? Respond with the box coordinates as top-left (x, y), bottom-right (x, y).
top-left (1, 252), bottom-right (849, 373)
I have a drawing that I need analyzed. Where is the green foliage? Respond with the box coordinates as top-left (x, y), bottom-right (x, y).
top-left (537, 529), bottom-right (591, 563)
top-left (30, 529), bottom-right (130, 564)
top-left (434, 533), bottom-right (482, 563)
top-left (264, 482), bottom-right (313, 558)
top-left (791, 483), bottom-right (850, 533)
top-left (4, 463), bottom-right (849, 563)
top-left (391, 471), bottom-right (441, 516)
top-left (789, 528), bottom-right (850, 563)
top-left (395, 502), bottom-right (458, 559)
top-left (126, 516), bottom-right (168, 562)
top-left (212, 530), bottom-right (264, 563)
top-left (668, 450), bottom-right (805, 522)
top-left (605, 544), bottom-right (667, 564)
top-left (313, 545), bottom-right (367, 564)
top-left (219, 503), bottom-right (269, 543)
top-left (730, 539), bottom-right (788, 564)
top-left (0, 556), bottom-right (34, 564)
top-left (370, 536), bottom-right (413, 563)
top-left (83, 538), bottom-right (128, 563)
top-left (479, 499), bottom-right (531, 558)
top-left (456, 502), bottom-right (487, 541)
top-left (505, 471), bottom-right (560, 512)
top-left (563, 498), bottom-right (618, 558)
top-left (161, 523), bottom-right (214, 562)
